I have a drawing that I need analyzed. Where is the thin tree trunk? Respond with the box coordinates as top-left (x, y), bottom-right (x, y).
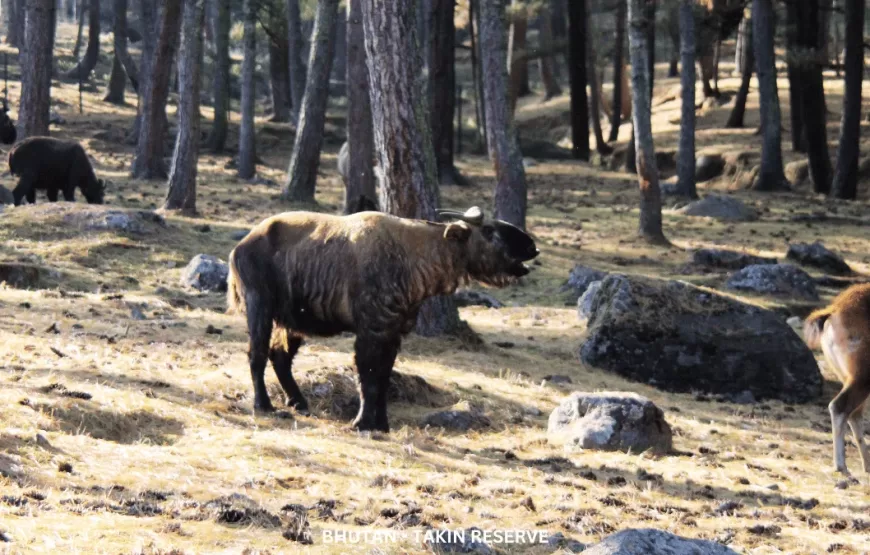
top-left (726, 15), bottom-right (753, 128)
top-left (112, 0), bottom-right (138, 91)
top-left (735, 16), bottom-right (747, 74)
top-left (361, 0), bottom-right (463, 337)
top-left (830, 0), bottom-right (863, 199)
top-left (237, 0), bottom-right (257, 179)
top-left (608, 0), bottom-right (626, 142)
top-left (287, 0), bottom-right (306, 121)
top-left (164, 0), bottom-right (204, 215)
top-left (567, 0), bottom-right (589, 160)
top-left (72, 0), bottom-right (86, 56)
top-left (19, 0), bottom-right (55, 140)
top-left (282, 0), bottom-right (339, 201)
top-left (480, 0), bottom-right (527, 229)
top-left (471, 0), bottom-right (486, 151)
top-left (752, 0), bottom-right (787, 191)
top-left (268, 26), bottom-right (292, 123)
top-left (66, 0), bottom-right (99, 80)
top-left (345, 0), bottom-right (376, 212)
top-left (538, 2), bottom-right (562, 99)
top-left (429, 0), bottom-right (460, 185)
top-left (7, 0), bottom-right (26, 48)
top-left (625, 0), bottom-right (655, 175)
top-left (668, 8), bottom-right (679, 77)
top-left (132, 0), bottom-right (158, 142)
top-left (785, 2), bottom-right (805, 152)
top-left (330, 8), bottom-right (346, 84)
top-left (131, 0), bottom-right (182, 180)
top-left (507, 0), bottom-right (529, 112)
top-left (676, 0), bottom-right (696, 198)
top-left (104, 55), bottom-right (127, 103)
top-left (587, 44), bottom-right (611, 154)
top-left (628, 0), bottom-right (665, 243)
top-left (207, 0), bottom-right (229, 151)
top-left (550, 0), bottom-right (567, 78)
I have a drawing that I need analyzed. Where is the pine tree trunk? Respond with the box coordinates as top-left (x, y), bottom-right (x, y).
top-left (132, 0), bottom-right (158, 142)
top-left (726, 15), bottom-right (753, 128)
top-left (471, 0), bottom-right (487, 151)
top-left (66, 0), bottom-right (75, 19)
top-left (480, 0), bottom-right (527, 229)
top-left (550, 0), bottom-right (567, 77)
top-left (608, 0), bottom-right (626, 142)
top-left (429, 0), bottom-right (459, 185)
top-left (287, 0), bottom-right (306, 121)
top-left (66, 0), bottom-right (99, 80)
top-left (628, 0), bottom-right (665, 243)
top-left (360, 0), bottom-right (463, 337)
top-left (567, 0), bottom-right (589, 161)
top-left (587, 43), bottom-right (611, 155)
top-left (330, 8), bottom-right (346, 84)
top-left (785, 2), bottom-right (805, 153)
top-left (164, 0), bottom-right (204, 215)
top-left (667, 7), bottom-right (679, 77)
top-left (538, 2), bottom-right (562, 99)
top-left (207, 0), bottom-right (229, 151)
top-left (345, 0), bottom-right (376, 212)
top-left (237, 0), bottom-right (257, 179)
top-left (104, 54), bottom-right (127, 103)
top-left (7, 0), bottom-right (26, 48)
top-left (751, 0), bottom-right (787, 191)
top-left (507, 0), bottom-right (529, 112)
top-left (625, 3), bottom-right (655, 176)
top-left (830, 0), bottom-right (863, 199)
top-left (72, 0), bottom-right (85, 56)
top-left (268, 25), bottom-right (292, 123)
top-left (282, 0), bottom-right (339, 201)
top-left (675, 0), bottom-right (696, 198)
top-left (112, 0), bottom-right (138, 91)
top-left (131, 0), bottom-right (182, 180)
top-left (19, 0), bottom-right (55, 140)
top-left (735, 16), bottom-right (747, 74)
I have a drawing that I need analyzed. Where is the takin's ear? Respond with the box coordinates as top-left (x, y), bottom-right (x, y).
top-left (443, 221), bottom-right (472, 243)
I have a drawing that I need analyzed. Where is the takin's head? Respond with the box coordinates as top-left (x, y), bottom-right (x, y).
top-left (0, 100), bottom-right (17, 145)
top-left (436, 206), bottom-right (539, 287)
top-left (84, 177), bottom-right (107, 205)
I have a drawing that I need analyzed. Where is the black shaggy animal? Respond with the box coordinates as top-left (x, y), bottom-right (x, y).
top-left (9, 137), bottom-right (105, 205)
top-left (227, 206), bottom-right (539, 432)
top-left (0, 100), bottom-right (16, 144)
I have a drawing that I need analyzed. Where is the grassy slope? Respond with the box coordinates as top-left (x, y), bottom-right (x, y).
top-left (1, 23), bottom-right (870, 555)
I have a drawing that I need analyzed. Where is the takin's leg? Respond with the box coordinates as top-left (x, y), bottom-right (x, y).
top-left (12, 172), bottom-right (36, 205)
top-left (245, 292), bottom-right (275, 414)
top-left (848, 401), bottom-right (870, 473)
top-left (352, 336), bottom-right (399, 432)
top-left (26, 189), bottom-right (35, 204)
top-left (269, 328), bottom-right (309, 414)
top-left (829, 383), bottom-right (867, 475)
top-left (62, 183), bottom-right (76, 202)
top-left (46, 188), bottom-right (59, 202)
top-left (374, 339), bottom-right (400, 432)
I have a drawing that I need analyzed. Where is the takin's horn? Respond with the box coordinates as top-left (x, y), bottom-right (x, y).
top-left (435, 206), bottom-right (484, 226)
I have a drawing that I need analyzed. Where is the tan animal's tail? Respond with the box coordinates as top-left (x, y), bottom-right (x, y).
top-left (226, 247), bottom-right (245, 315)
top-left (803, 306), bottom-right (834, 350)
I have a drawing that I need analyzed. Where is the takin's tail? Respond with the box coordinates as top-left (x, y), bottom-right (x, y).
top-left (226, 247), bottom-right (245, 315)
top-left (803, 306), bottom-right (834, 350)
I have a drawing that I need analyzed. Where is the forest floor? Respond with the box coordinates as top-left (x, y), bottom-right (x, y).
top-left (1, 24), bottom-right (870, 555)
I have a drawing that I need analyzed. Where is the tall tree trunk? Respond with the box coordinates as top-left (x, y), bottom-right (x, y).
top-left (752, 0), bottom-right (787, 191)
top-left (567, 0), bottom-right (589, 160)
top-left (667, 7), bottom-right (679, 77)
top-left (282, 0), bottom-right (339, 201)
top-left (830, 0), bottom-right (863, 199)
top-left (207, 0), bottom-right (229, 151)
top-left (345, 0), bottom-right (376, 212)
top-left (480, 0), bottom-right (527, 229)
top-left (66, 0), bottom-right (99, 80)
top-left (628, 0), bottom-right (665, 243)
top-left (330, 8), bottom-right (346, 84)
top-left (429, 0), bottom-right (460, 185)
top-left (675, 0), bottom-right (696, 198)
top-left (7, 0), bottom-right (26, 48)
top-left (237, 0), bottom-right (257, 179)
top-left (818, 0), bottom-right (832, 65)
top-left (132, 0), bottom-right (158, 141)
top-left (538, 2), bottom-right (562, 99)
top-left (734, 16), bottom-right (748, 74)
top-left (726, 15), bottom-right (753, 128)
top-left (507, 0), bottom-right (529, 112)
top-left (588, 45), bottom-right (611, 154)
top-left (550, 0), bottom-right (567, 78)
top-left (131, 0), bottom-right (182, 179)
top-left (72, 0), bottom-right (86, 56)
top-left (104, 55), bottom-right (127, 103)
top-left (784, 3), bottom-right (805, 152)
top-left (19, 0), bottom-right (55, 139)
top-left (471, 0), bottom-right (487, 150)
top-left (625, 0), bottom-right (655, 175)
top-left (287, 0), bottom-right (306, 121)
top-left (268, 24), bottom-right (292, 123)
top-left (608, 0), bottom-right (626, 142)
top-left (112, 0), bottom-right (138, 91)
top-left (66, 0), bottom-right (75, 19)
top-left (164, 0), bottom-right (204, 215)
top-left (361, 0), bottom-right (463, 337)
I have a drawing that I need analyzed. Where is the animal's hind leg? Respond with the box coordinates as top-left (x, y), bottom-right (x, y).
top-left (46, 188), bottom-right (58, 202)
top-left (26, 189), bottom-right (35, 204)
top-left (352, 337), bottom-right (397, 433)
top-left (374, 339), bottom-right (400, 433)
top-left (848, 400), bottom-right (870, 473)
top-left (830, 383), bottom-right (868, 474)
top-left (12, 172), bottom-right (36, 205)
top-left (269, 329), bottom-right (309, 414)
top-left (245, 292), bottom-right (275, 414)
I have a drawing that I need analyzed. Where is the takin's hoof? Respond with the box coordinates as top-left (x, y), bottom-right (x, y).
top-left (253, 403), bottom-right (275, 416)
top-left (288, 400), bottom-right (310, 416)
top-left (351, 417), bottom-right (388, 433)
top-left (273, 410), bottom-right (294, 420)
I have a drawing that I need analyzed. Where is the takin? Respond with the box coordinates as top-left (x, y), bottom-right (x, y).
top-left (8, 136), bottom-right (105, 205)
top-left (227, 206), bottom-right (539, 432)
top-left (804, 283), bottom-right (870, 475)
top-left (0, 100), bottom-right (16, 144)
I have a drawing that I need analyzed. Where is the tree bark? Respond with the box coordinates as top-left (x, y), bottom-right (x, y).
top-left (608, 0), bottom-right (626, 142)
top-left (7, 0), bottom-right (26, 48)
top-left (628, 0), bottom-right (665, 243)
top-left (72, 0), bottom-right (85, 56)
top-left (726, 15), bottom-right (753, 128)
top-left (104, 54), bottom-right (127, 103)
top-left (538, 2), bottom-right (562, 99)
top-left (429, 0), bottom-right (460, 185)
top-left (625, 0), bottom-right (655, 176)
top-left (734, 15), bottom-right (748, 74)
top-left (675, 0), bottom-right (696, 198)
top-left (830, 0), bottom-right (863, 199)
top-left (19, 0), bottom-right (55, 140)
top-left (164, 0), bottom-right (204, 215)
top-left (471, 0), bottom-right (486, 150)
top-left (567, 0), bottom-right (589, 160)
top-left (237, 0), bottom-right (257, 179)
top-left (751, 0), bottom-right (787, 191)
top-left (507, 0), bottom-right (529, 112)
top-left (345, 0), bottom-right (376, 212)
top-left (207, 0), bottom-right (229, 151)
top-left (330, 7), bottom-right (346, 84)
top-left (282, 0), bottom-right (339, 201)
top-left (112, 0), bottom-right (138, 91)
top-left (361, 0), bottom-right (463, 337)
top-left (132, 0), bottom-right (158, 141)
top-left (784, 2), bottom-right (805, 153)
top-left (550, 0), bottom-right (567, 77)
top-left (480, 0), bottom-right (527, 229)
top-left (131, 0), bottom-right (182, 180)
top-left (667, 6), bottom-right (679, 77)
top-left (587, 43), bottom-right (611, 154)
top-left (66, 0), bottom-right (99, 80)
top-left (287, 0), bottom-right (306, 121)
top-left (268, 17), bottom-right (292, 123)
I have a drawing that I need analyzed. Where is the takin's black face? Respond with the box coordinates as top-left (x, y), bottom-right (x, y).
top-left (84, 178), bottom-right (107, 205)
top-left (0, 105), bottom-right (16, 145)
top-left (437, 207), bottom-right (540, 287)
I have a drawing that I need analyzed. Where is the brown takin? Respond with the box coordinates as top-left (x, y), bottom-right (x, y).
top-left (8, 136), bottom-right (106, 205)
top-left (227, 206), bottom-right (539, 432)
top-left (804, 284), bottom-right (870, 475)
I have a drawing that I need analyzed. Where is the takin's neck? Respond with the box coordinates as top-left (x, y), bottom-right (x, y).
top-left (404, 223), bottom-right (469, 302)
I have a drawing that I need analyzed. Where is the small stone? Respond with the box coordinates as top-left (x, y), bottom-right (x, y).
top-left (205, 324), bottom-right (223, 335)
top-left (180, 254), bottom-right (229, 292)
top-left (194, 224), bottom-right (211, 233)
top-left (35, 434), bottom-right (52, 449)
top-left (677, 194), bottom-right (758, 222)
top-left (543, 375), bottom-right (572, 385)
top-left (130, 306), bottom-right (146, 320)
top-left (786, 242), bottom-right (852, 275)
top-left (715, 500), bottom-right (742, 514)
top-left (726, 264), bottom-right (819, 301)
top-left (58, 461), bottom-right (73, 473)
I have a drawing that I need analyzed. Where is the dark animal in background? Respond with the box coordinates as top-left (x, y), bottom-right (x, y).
top-left (8, 136), bottom-right (106, 205)
top-left (0, 100), bottom-right (17, 144)
top-left (227, 206), bottom-right (539, 432)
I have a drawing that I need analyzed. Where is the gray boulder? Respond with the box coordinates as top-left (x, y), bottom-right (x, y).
top-left (726, 263), bottom-right (819, 300)
top-left (786, 241), bottom-right (851, 275)
top-left (421, 401), bottom-right (490, 432)
top-left (691, 248), bottom-right (777, 271)
top-left (583, 529), bottom-right (738, 555)
top-left (181, 254), bottom-right (229, 292)
top-left (677, 195), bottom-right (757, 221)
top-left (562, 264), bottom-right (608, 300)
top-left (695, 154), bottom-right (726, 183)
top-left (548, 392), bottom-right (673, 454)
top-left (453, 289), bottom-right (504, 309)
top-left (578, 274), bottom-right (822, 403)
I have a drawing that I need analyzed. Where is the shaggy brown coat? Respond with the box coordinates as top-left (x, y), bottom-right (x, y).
top-left (8, 137), bottom-right (105, 205)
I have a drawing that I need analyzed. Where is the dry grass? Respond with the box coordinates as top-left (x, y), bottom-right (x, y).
top-left (1, 24), bottom-right (870, 555)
